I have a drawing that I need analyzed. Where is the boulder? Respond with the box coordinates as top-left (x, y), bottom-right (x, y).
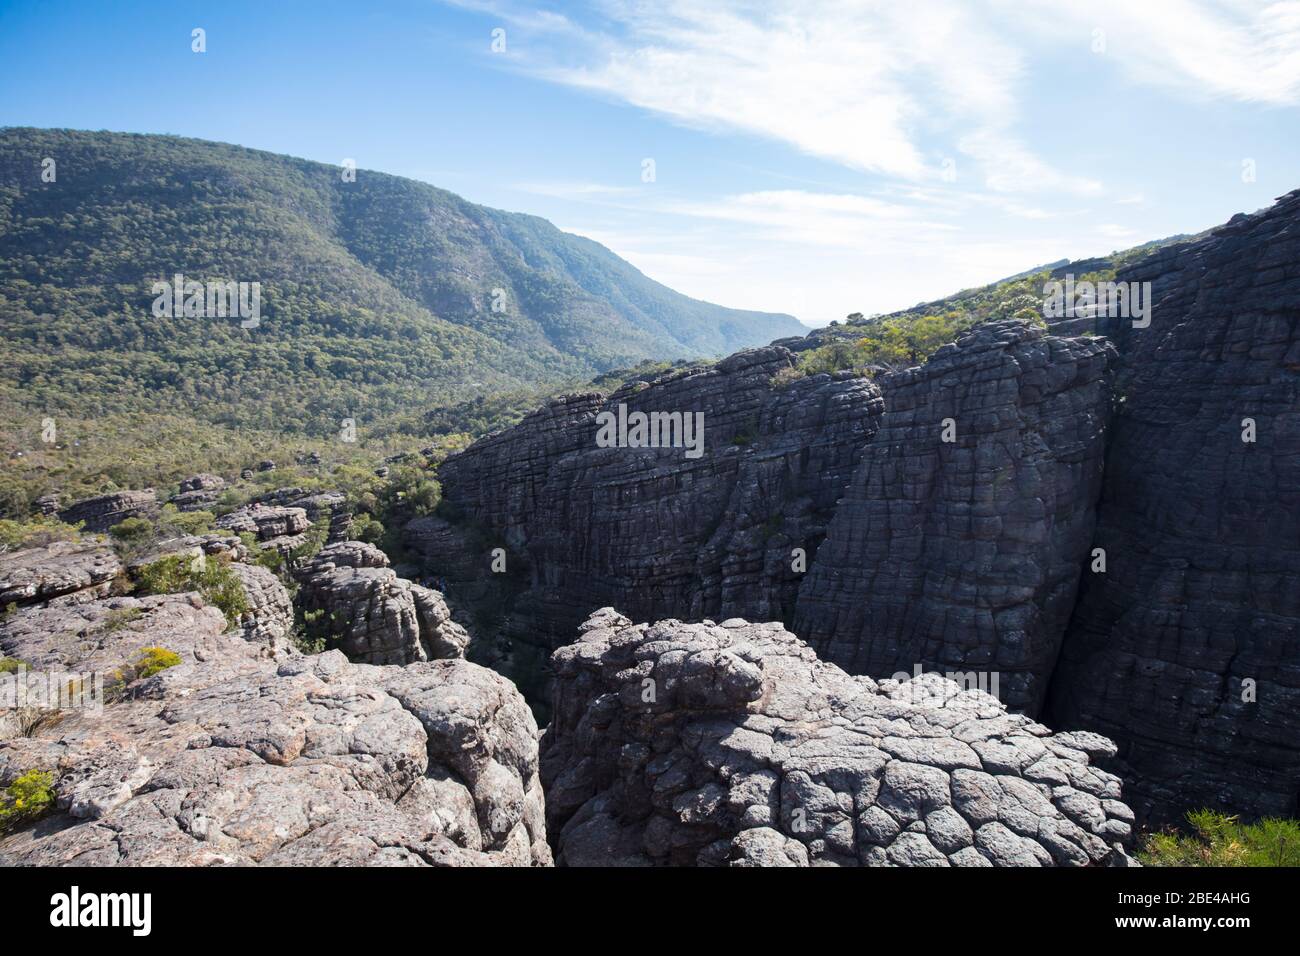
top-left (215, 505), bottom-right (311, 550)
top-left (541, 609), bottom-right (1136, 867)
top-left (295, 542), bottom-right (469, 665)
top-left (169, 474), bottom-right (226, 512)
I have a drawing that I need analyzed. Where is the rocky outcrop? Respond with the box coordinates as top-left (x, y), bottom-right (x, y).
top-left (124, 532), bottom-right (250, 575)
top-left (1048, 189), bottom-right (1300, 823)
top-left (541, 609), bottom-right (1134, 866)
top-left (252, 488), bottom-right (351, 544)
top-left (430, 346), bottom-right (883, 657)
top-left (795, 321), bottom-right (1114, 713)
top-left (0, 540), bottom-right (123, 607)
top-left (428, 323), bottom-right (1111, 715)
top-left (58, 490), bottom-right (158, 533)
top-left (0, 592), bottom-right (550, 866)
top-left (296, 541), bottom-right (470, 665)
top-left (423, 179), bottom-right (1300, 824)
top-left (215, 504), bottom-right (312, 550)
top-left (227, 562), bottom-right (294, 656)
top-left (169, 473), bottom-right (226, 512)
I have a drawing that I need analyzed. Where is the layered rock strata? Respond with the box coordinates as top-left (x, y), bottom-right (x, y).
top-left (1048, 189), bottom-right (1300, 822)
top-left (432, 346), bottom-right (883, 653)
top-left (58, 490), bottom-right (158, 533)
top-left (0, 540), bottom-right (123, 607)
top-left (795, 321), bottom-right (1114, 713)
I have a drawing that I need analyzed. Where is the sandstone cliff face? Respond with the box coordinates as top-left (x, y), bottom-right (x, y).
top-left (58, 490), bottom-right (158, 533)
top-left (541, 609), bottom-right (1134, 866)
top-left (428, 323), bottom-right (1111, 718)
top-left (427, 192), bottom-right (1300, 825)
top-left (0, 548), bottom-right (549, 866)
top-left (795, 321), bottom-right (1114, 713)
top-left (432, 346), bottom-right (883, 656)
top-left (1047, 189), bottom-right (1300, 822)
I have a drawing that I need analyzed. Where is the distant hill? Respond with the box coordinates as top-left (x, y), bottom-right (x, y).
top-left (0, 128), bottom-right (801, 438)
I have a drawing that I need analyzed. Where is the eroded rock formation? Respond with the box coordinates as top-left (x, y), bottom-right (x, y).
top-left (216, 504), bottom-right (312, 550)
top-left (0, 591), bottom-right (550, 866)
top-left (431, 346), bottom-right (883, 660)
top-left (423, 191), bottom-right (1300, 825)
top-left (1047, 189), bottom-right (1300, 822)
top-left (295, 541), bottom-right (470, 665)
top-left (0, 540), bottom-right (123, 607)
top-left (541, 609), bottom-right (1134, 866)
top-left (58, 490), bottom-right (158, 533)
top-left (169, 474), bottom-right (226, 512)
top-left (795, 321), bottom-right (1114, 713)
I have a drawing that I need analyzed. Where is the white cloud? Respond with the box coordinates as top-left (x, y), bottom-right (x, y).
top-left (1009, 0), bottom-right (1300, 104)
top-left (470, 0), bottom-right (1096, 192)
top-left (662, 188), bottom-right (957, 248)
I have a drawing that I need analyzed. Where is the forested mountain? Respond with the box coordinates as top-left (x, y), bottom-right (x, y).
top-left (0, 128), bottom-right (800, 437)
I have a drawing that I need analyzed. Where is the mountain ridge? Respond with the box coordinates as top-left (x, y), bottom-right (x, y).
top-left (0, 127), bottom-right (801, 433)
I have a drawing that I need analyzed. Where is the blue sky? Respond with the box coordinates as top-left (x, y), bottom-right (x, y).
top-left (3, 0), bottom-right (1298, 326)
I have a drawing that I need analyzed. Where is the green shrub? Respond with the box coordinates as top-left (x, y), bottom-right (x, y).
top-left (103, 646), bottom-right (184, 701)
top-left (1139, 809), bottom-right (1300, 867)
top-left (134, 554), bottom-right (249, 628)
top-left (108, 516), bottom-right (155, 546)
top-left (100, 607), bottom-right (143, 633)
top-left (158, 504), bottom-right (215, 536)
top-left (0, 656), bottom-right (27, 674)
top-left (0, 515), bottom-right (81, 552)
top-left (0, 769), bottom-right (56, 833)
top-left (353, 514), bottom-right (385, 545)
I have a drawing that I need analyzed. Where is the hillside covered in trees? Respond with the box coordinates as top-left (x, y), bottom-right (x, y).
top-left (0, 128), bottom-right (802, 509)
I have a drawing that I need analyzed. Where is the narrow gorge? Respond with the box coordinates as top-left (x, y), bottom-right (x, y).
top-left (418, 189), bottom-right (1300, 827)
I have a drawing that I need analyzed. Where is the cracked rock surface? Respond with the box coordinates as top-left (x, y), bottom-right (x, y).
top-left (541, 609), bottom-right (1135, 867)
top-left (0, 540), bottom-right (123, 608)
top-left (296, 541), bottom-right (470, 665)
top-left (0, 592), bottom-right (550, 866)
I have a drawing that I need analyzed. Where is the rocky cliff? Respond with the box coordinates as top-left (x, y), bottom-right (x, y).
top-left (795, 321), bottom-right (1113, 714)
top-left (426, 191), bottom-right (1300, 825)
top-left (424, 346), bottom-right (882, 680)
top-left (1047, 189), bottom-right (1300, 822)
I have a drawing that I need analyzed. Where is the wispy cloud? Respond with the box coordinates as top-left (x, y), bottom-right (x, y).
top-left (465, 0), bottom-right (1091, 192)
top-left (1011, 0), bottom-right (1300, 105)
